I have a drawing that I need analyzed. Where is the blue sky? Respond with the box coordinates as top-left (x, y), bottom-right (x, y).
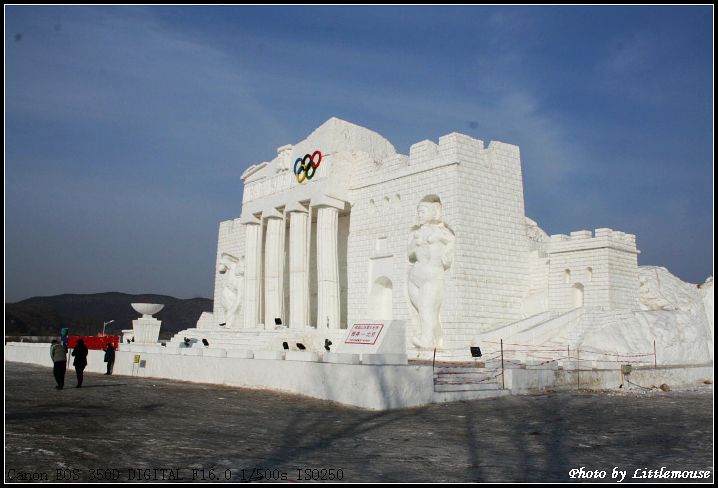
top-left (5, 6), bottom-right (713, 302)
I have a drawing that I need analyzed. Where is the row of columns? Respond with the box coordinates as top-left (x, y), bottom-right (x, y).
top-left (239, 198), bottom-right (344, 329)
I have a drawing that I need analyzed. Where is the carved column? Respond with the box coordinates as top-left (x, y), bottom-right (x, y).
top-left (316, 206), bottom-right (341, 329)
top-left (288, 205), bottom-right (310, 328)
top-left (264, 212), bottom-right (285, 326)
top-left (241, 216), bottom-right (263, 328)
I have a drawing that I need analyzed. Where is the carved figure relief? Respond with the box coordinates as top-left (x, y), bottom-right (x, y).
top-left (407, 195), bottom-right (455, 350)
top-left (218, 253), bottom-right (245, 328)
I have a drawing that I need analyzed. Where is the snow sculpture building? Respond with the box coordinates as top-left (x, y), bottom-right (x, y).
top-left (185, 118), bottom-right (712, 364)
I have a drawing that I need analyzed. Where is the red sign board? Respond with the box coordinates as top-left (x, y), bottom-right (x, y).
top-left (345, 323), bottom-right (384, 345)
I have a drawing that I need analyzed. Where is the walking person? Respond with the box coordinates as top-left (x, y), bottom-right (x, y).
top-left (103, 342), bottom-right (115, 375)
top-left (50, 340), bottom-right (67, 389)
top-left (71, 339), bottom-right (89, 388)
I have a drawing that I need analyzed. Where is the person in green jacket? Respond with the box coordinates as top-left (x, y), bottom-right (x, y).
top-left (50, 340), bottom-right (67, 390)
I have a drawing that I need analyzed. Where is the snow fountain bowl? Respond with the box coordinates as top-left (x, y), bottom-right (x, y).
top-left (131, 303), bottom-right (165, 317)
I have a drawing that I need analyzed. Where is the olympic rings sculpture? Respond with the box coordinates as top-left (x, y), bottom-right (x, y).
top-left (293, 150), bottom-right (322, 184)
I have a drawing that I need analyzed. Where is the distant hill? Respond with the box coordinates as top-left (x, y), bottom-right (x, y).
top-left (5, 292), bottom-right (213, 340)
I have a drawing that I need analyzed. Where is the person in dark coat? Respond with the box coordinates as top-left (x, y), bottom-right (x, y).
top-left (103, 343), bottom-right (116, 375)
top-left (71, 339), bottom-right (89, 388)
top-left (50, 340), bottom-right (67, 389)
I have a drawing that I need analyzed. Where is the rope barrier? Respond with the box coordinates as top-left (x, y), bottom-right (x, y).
top-left (434, 371), bottom-right (503, 385)
top-left (433, 340), bottom-right (658, 395)
top-left (625, 377), bottom-right (654, 391)
top-left (499, 348), bottom-right (568, 353)
top-left (577, 357), bottom-right (652, 364)
top-left (482, 341), bottom-right (654, 357)
top-left (481, 355), bottom-right (503, 361)
top-left (483, 340), bottom-right (564, 348)
top-left (578, 348), bottom-right (654, 358)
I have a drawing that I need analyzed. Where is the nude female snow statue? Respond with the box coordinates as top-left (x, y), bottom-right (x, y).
top-left (218, 253), bottom-right (245, 328)
top-left (407, 196), bottom-right (455, 350)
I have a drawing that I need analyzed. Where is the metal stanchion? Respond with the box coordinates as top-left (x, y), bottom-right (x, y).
top-left (577, 347), bottom-right (580, 391)
top-left (501, 339), bottom-right (505, 390)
